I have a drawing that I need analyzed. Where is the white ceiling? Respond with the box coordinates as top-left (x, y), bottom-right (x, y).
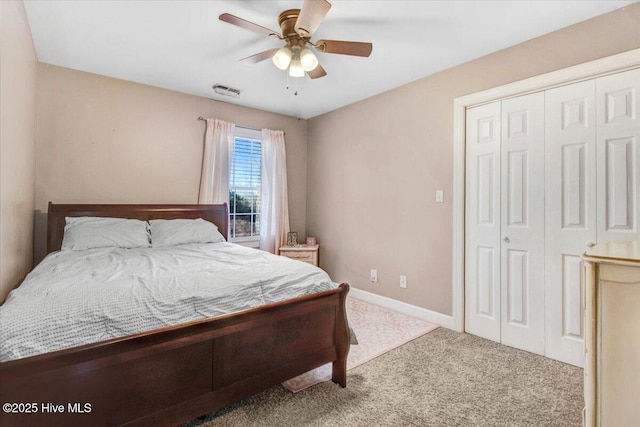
top-left (24, 1), bottom-right (634, 119)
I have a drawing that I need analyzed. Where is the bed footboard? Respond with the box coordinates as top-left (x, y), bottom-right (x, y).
top-left (0, 283), bottom-right (350, 427)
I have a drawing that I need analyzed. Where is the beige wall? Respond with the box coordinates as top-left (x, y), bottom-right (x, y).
top-left (306, 4), bottom-right (640, 316)
top-left (35, 65), bottom-right (308, 262)
top-left (0, 1), bottom-right (38, 302)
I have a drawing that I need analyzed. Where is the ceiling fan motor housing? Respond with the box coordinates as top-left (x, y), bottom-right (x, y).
top-left (278, 9), bottom-right (308, 41)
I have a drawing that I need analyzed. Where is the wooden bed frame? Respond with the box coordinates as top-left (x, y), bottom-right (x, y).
top-left (0, 203), bottom-right (350, 427)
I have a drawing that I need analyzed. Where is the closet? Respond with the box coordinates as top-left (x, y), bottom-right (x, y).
top-left (464, 68), bottom-right (639, 366)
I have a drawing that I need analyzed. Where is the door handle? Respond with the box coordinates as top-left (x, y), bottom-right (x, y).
top-left (586, 242), bottom-right (596, 248)
top-left (503, 236), bottom-right (510, 243)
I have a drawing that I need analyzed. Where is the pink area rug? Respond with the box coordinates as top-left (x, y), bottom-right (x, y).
top-left (282, 296), bottom-right (439, 392)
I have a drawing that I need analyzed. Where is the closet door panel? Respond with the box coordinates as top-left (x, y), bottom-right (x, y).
top-left (545, 80), bottom-right (596, 367)
top-left (465, 102), bottom-right (502, 342)
top-left (596, 68), bottom-right (640, 242)
top-left (500, 92), bottom-right (546, 355)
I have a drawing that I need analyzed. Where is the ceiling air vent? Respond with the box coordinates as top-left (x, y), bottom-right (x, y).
top-left (212, 84), bottom-right (241, 98)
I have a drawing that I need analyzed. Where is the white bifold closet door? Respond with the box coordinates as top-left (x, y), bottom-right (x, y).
top-left (543, 70), bottom-right (639, 366)
top-left (596, 68), bottom-right (640, 243)
top-left (465, 92), bottom-right (546, 355)
top-left (500, 93), bottom-right (546, 354)
top-left (544, 80), bottom-right (597, 366)
top-left (465, 101), bottom-right (502, 343)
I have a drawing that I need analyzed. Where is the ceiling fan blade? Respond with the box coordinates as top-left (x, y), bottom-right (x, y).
top-left (240, 49), bottom-right (280, 64)
top-left (219, 13), bottom-right (281, 38)
top-left (315, 39), bottom-right (372, 57)
top-left (295, 0), bottom-right (331, 37)
top-left (307, 64), bottom-right (327, 79)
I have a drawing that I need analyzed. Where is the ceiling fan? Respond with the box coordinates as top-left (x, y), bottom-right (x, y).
top-left (219, 0), bottom-right (373, 79)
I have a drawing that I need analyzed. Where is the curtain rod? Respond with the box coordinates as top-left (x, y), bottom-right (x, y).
top-left (197, 117), bottom-right (285, 135)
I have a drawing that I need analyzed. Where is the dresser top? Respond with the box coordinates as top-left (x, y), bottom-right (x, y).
top-left (584, 240), bottom-right (640, 264)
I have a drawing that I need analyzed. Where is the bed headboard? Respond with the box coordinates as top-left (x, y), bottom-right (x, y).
top-left (47, 202), bottom-right (229, 254)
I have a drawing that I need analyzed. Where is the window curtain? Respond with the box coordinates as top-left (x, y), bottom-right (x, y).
top-left (198, 119), bottom-right (235, 204)
top-left (260, 129), bottom-right (290, 253)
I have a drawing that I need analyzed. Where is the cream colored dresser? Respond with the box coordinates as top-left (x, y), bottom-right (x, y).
top-left (582, 241), bottom-right (640, 427)
top-left (278, 244), bottom-right (319, 266)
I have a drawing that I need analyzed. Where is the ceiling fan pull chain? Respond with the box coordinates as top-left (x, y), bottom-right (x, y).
top-left (286, 74), bottom-right (299, 96)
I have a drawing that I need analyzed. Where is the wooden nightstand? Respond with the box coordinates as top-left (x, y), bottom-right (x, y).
top-left (278, 244), bottom-right (319, 266)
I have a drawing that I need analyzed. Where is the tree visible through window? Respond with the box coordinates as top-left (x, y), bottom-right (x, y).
top-left (229, 130), bottom-right (261, 242)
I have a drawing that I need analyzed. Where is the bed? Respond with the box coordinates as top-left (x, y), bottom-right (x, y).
top-left (0, 203), bottom-right (350, 427)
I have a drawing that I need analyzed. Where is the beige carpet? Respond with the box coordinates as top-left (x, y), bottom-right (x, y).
top-left (282, 297), bottom-right (438, 392)
top-left (185, 328), bottom-right (583, 427)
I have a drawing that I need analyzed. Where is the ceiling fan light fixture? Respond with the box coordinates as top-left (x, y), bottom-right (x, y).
top-left (299, 48), bottom-right (318, 71)
top-left (272, 46), bottom-right (293, 70)
top-left (288, 57), bottom-right (305, 77)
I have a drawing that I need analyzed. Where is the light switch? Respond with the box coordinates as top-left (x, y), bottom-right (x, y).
top-left (436, 190), bottom-right (444, 203)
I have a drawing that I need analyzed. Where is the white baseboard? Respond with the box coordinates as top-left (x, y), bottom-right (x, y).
top-left (348, 287), bottom-right (454, 330)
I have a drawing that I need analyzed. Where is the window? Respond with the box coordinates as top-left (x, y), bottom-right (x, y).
top-left (229, 128), bottom-right (262, 246)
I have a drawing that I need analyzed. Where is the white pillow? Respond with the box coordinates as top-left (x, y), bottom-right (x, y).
top-left (150, 218), bottom-right (225, 247)
top-left (61, 217), bottom-right (151, 251)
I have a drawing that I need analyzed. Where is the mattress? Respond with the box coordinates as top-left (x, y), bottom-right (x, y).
top-left (0, 242), bottom-right (337, 362)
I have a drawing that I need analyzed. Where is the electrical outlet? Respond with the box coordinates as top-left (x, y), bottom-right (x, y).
top-left (370, 269), bottom-right (378, 283)
top-left (400, 275), bottom-right (407, 288)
